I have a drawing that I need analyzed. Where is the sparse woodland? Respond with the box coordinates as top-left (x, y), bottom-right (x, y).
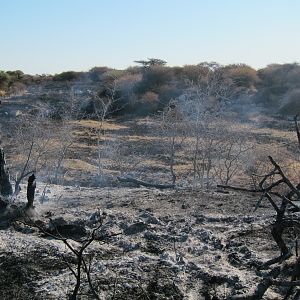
top-left (1, 60), bottom-right (300, 299)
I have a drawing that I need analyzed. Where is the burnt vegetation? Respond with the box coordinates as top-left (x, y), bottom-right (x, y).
top-left (1, 60), bottom-right (300, 299)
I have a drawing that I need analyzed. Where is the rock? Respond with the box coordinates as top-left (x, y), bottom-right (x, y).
top-left (181, 203), bottom-right (190, 209)
top-left (214, 255), bottom-right (222, 261)
top-left (139, 211), bottom-right (163, 225)
top-left (212, 238), bottom-right (223, 250)
top-left (106, 202), bottom-right (114, 209)
top-left (195, 228), bottom-right (212, 242)
top-left (242, 216), bottom-right (255, 223)
top-left (89, 211), bottom-right (102, 224)
top-left (234, 282), bottom-right (245, 290)
top-left (174, 234), bottom-right (189, 243)
top-left (117, 240), bottom-right (140, 252)
top-left (160, 252), bottom-right (175, 266)
top-left (144, 230), bottom-right (160, 241)
top-left (124, 222), bottom-right (147, 235)
top-left (239, 245), bottom-right (249, 253)
top-left (195, 215), bottom-right (206, 224)
top-left (176, 252), bottom-right (187, 265)
top-left (137, 255), bottom-right (151, 262)
top-left (144, 242), bottom-right (164, 254)
top-left (228, 252), bottom-right (241, 267)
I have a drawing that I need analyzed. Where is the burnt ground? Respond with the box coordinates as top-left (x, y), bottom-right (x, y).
top-left (0, 184), bottom-right (296, 299)
top-left (1, 93), bottom-right (300, 299)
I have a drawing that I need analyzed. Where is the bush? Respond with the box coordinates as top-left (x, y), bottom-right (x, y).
top-left (53, 71), bottom-right (82, 81)
top-left (0, 71), bottom-right (10, 90)
top-left (88, 66), bottom-right (109, 82)
top-left (225, 64), bottom-right (259, 88)
top-left (279, 89), bottom-right (300, 115)
top-left (181, 64), bottom-right (210, 84)
top-left (136, 66), bottom-right (174, 94)
top-left (255, 63), bottom-right (300, 114)
top-left (131, 91), bottom-right (160, 116)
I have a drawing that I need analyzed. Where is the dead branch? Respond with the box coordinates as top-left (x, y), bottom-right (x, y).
top-left (14, 141), bottom-right (34, 195)
top-left (258, 252), bottom-right (292, 270)
top-left (268, 156), bottom-right (300, 199)
top-left (219, 155), bottom-right (300, 264)
top-left (117, 176), bottom-right (175, 189)
top-left (21, 211), bottom-right (121, 300)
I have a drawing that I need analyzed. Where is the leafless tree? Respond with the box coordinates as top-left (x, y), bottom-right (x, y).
top-left (10, 114), bottom-right (54, 194)
top-left (157, 102), bottom-right (187, 185)
top-left (214, 135), bottom-right (254, 185)
top-left (89, 79), bottom-right (121, 178)
top-left (178, 73), bottom-right (234, 188)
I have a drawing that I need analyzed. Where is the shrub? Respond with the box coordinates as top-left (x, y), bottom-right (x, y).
top-left (0, 71), bottom-right (10, 90)
top-left (225, 64), bottom-right (259, 88)
top-left (136, 66), bottom-right (174, 94)
top-left (53, 71), bottom-right (82, 82)
top-left (88, 66), bottom-right (109, 82)
top-left (279, 89), bottom-right (300, 115)
top-left (181, 64), bottom-right (210, 84)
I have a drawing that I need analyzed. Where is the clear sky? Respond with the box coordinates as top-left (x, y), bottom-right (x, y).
top-left (1, 0), bottom-right (299, 74)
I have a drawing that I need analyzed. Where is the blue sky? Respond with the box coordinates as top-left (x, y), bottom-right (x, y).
top-left (1, 0), bottom-right (299, 74)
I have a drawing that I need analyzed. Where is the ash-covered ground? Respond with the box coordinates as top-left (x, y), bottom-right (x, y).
top-left (0, 183), bottom-right (290, 299)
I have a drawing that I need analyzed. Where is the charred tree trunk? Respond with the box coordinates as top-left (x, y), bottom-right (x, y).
top-left (26, 173), bottom-right (36, 209)
top-left (0, 148), bottom-right (13, 196)
top-left (271, 222), bottom-right (289, 257)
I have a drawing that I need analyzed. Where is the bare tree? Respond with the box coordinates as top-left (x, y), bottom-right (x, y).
top-left (158, 102), bottom-right (187, 185)
top-left (214, 135), bottom-right (254, 185)
top-left (89, 79), bottom-right (121, 178)
top-left (10, 114), bottom-right (53, 194)
top-left (178, 72), bottom-right (234, 188)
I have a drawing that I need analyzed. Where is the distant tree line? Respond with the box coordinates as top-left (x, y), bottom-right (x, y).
top-left (1, 60), bottom-right (300, 117)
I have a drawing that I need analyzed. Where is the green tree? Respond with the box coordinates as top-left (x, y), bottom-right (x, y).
top-left (134, 58), bottom-right (167, 68)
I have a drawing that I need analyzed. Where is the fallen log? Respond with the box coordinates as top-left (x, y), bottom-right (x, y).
top-left (117, 176), bottom-right (175, 189)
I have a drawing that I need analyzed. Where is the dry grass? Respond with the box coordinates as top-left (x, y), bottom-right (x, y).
top-left (5, 115), bottom-right (300, 188)
top-left (63, 159), bottom-right (98, 172)
top-left (70, 119), bottom-right (128, 131)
